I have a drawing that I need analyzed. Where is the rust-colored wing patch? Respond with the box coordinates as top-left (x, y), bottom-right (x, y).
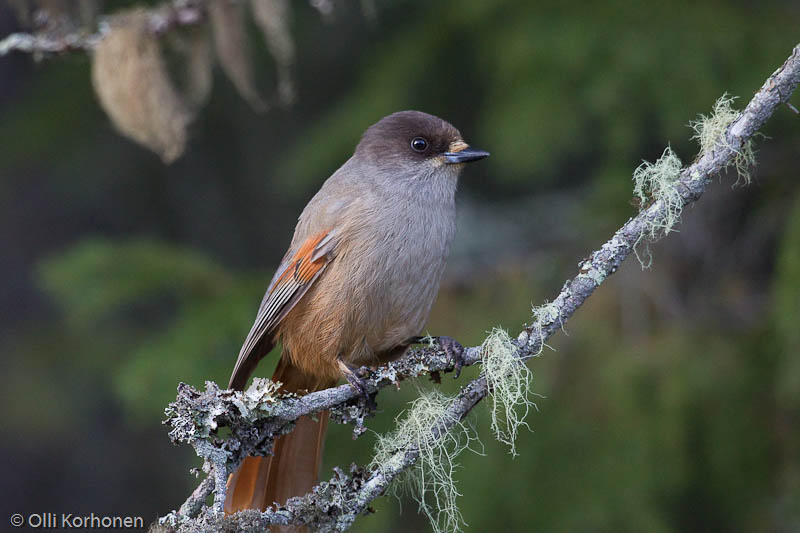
top-left (274, 230), bottom-right (330, 287)
top-left (229, 229), bottom-right (336, 389)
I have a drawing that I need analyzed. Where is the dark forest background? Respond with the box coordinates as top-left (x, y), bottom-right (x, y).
top-left (1, 1), bottom-right (799, 531)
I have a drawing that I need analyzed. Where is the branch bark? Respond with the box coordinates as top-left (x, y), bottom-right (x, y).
top-left (0, 0), bottom-right (205, 57)
top-left (154, 43), bottom-right (800, 531)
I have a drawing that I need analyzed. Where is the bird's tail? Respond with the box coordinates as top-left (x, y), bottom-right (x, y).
top-left (224, 356), bottom-right (334, 523)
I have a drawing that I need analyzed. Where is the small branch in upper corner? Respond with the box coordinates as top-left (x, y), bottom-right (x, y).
top-left (0, 30), bottom-right (99, 56)
top-left (0, 0), bottom-right (207, 57)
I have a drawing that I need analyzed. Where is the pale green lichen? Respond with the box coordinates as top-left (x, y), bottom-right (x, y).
top-left (578, 259), bottom-right (606, 286)
top-left (418, 333), bottom-right (436, 347)
top-left (164, 380), bottom-right (283, 446)
top-left (632, 145), bottom-right (684, 268)
top-left (529, 300), bottom-right (562, 352)
top-left (480, 328), bottom-right (535, 456)
top-left (233, 377), bottom-right (282, 418)
top-left (370, 388), bottom-right (481, 533)
top-left (689, 93), bottom-right (756, 186)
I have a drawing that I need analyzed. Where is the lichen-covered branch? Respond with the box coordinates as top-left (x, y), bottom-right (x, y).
top-left (161, 345), bottom-right (483, 519)
top-left (0, 0), bottom-right (205, 57)
top-left (157, 43), bottom-right (800, 532)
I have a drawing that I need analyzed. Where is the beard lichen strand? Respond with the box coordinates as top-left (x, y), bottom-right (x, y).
top-left (370, 387), bottom-right (481, 533)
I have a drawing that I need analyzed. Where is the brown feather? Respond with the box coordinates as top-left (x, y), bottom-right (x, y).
top-left (228, 230), bottom-right (335, 390)
top-left (225, 357), bottom-right (336, 532)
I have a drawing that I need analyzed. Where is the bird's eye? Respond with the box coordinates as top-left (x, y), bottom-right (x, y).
top-left (411, 137), bottom-right (428, 152)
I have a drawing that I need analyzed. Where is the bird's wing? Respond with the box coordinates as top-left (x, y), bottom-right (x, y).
top-left (228, 229), bottom-right (337, 389)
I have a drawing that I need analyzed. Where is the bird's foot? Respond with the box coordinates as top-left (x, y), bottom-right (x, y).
top-left (437, 335), bottom-right (465, 378)
top-left (338, 359), bottom-right (376, 408)
top-left (407, 335), bottom-right (466, 378)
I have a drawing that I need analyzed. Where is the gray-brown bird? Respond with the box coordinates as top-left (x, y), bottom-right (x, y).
top-left (224, 111), bottom-right (489, 519)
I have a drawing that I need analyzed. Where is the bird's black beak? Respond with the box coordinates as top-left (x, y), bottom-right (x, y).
top-left (444, 146), bottom-right (490, 164)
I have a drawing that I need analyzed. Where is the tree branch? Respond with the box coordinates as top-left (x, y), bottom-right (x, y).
top-left (0, 0), bottom-right (205, 57)
top-left (157, 43), bottom-right (800, 531)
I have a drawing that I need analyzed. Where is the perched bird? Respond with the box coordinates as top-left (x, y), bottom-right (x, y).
top-left (224, 110), bottom-right (489, 520)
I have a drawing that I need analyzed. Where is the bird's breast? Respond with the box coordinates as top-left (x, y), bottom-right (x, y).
top-left (338, 194), bottom-right (457, 356)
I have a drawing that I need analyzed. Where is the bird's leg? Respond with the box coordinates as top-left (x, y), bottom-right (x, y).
top-left (406, 335), bottom-right (466, 379)
top-left (337, 357), bottom-right (377, 408)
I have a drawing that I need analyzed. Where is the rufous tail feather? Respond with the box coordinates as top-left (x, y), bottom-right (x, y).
top-left (225, 356), bottom-right (334, 531)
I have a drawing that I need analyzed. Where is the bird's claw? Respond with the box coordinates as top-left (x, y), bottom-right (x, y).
top-left (406, 335), bottom-right (466, 378)
top-left (344, 370), bottom-right (368, 397)
top-left (338, 360), bottom-right (376, 409)
top-left (437, 336), bottom-right (465, 379)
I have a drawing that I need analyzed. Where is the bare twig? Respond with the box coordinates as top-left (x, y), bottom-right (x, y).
top-left (157, 44), bottom-right (800, 531)
top-left (177, 476), bottom-right (213, 518)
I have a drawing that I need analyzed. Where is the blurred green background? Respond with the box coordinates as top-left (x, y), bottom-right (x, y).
top-left (1, 1), bottom-right (799, 531)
